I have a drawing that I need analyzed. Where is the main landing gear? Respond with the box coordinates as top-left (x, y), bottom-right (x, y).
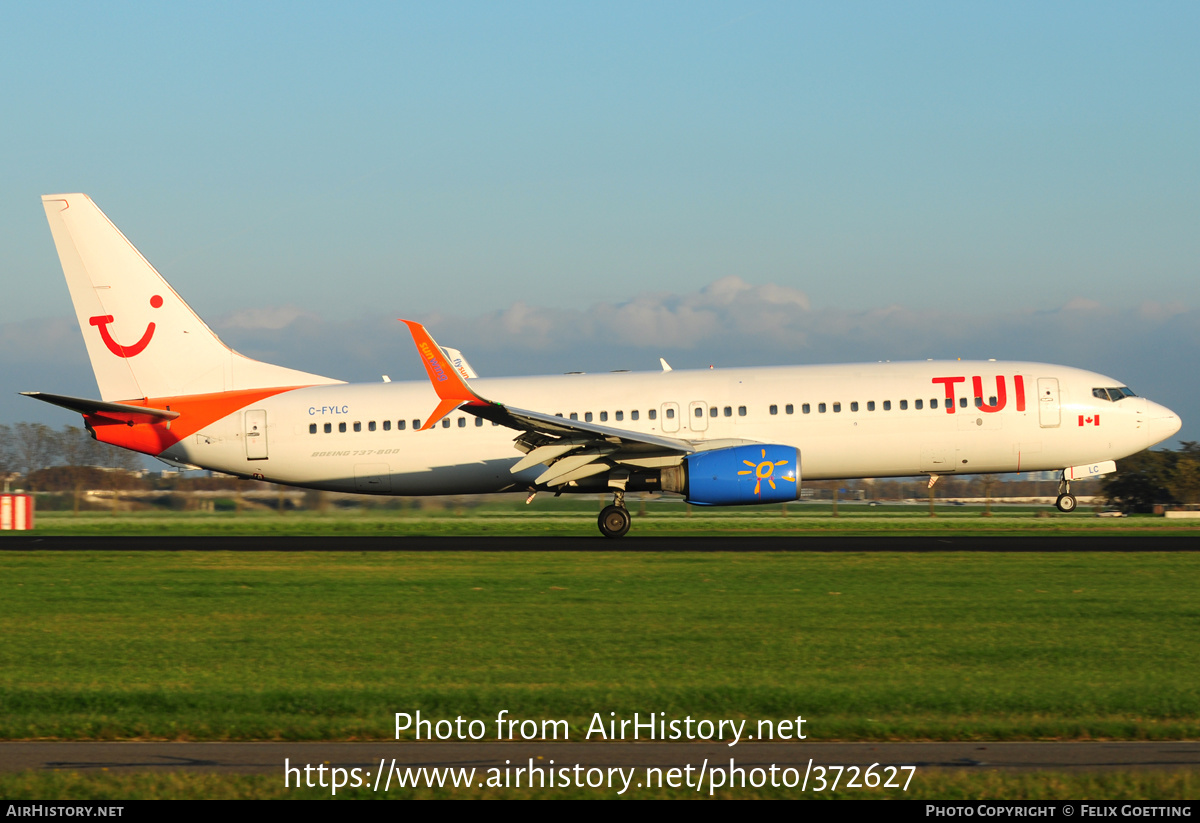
top-left (598, 489), bottom-right (631, 538)
top-left (1055, 474), bottom-right (1077, 513)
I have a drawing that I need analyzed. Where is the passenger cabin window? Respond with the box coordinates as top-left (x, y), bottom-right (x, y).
top-left (324, 423), bottom-right (332, 433)
top-left (724, 406), bottom-right (732, 417)
top-left (930, 399), bottom-right (938, 409)
top-left (710, 407), bottom-right (718, 417)
top-left (458, 417), bottom-right (466, 427)
top-left (384, 421), bottom-right (392, 431)
top-left (631, 410), bottom-right (639, 421)
top-left (413, 419), bottom-right (421, 429)
top-left (818, 403), bottom-right (827, 413)
top-left (585, 412), bottom-right (593, 422)
top-left (785, 404), bottom-right (793, 414)
top-left (339, 422), bottom-right (347, 433)
top-left (738, 406), bottom-right (747, 416)
top-left (850, 402), bottom-right (859, 412)
top-left (615, 411), bottom-right (624, 421)
top-left (649, 409), bottom-right (657, 420)
top-left (832, 402), bottom-right (841, 413)
top-left (900, 400), bottom-right (908, 410)
top-left (695, 407), bottom-right (704, 418)
top-left (665, 408), bottom-right (674, 419)
top-left (867, 401), bottom-right (876, 411)
top-left (802, 403), bottom-right (811, 414)
top-left (883, 401), bottom-right (891, 411)
top-left (959, 397), bottom-right (968, 408)
top-left (309, 423), bottom-right (317, 434)
top-left (369, 421), bottom-right (376, 431)
top-left (769, 405), bottom-right (778, 415)
top-left (915, 399), bottom-right (923, 410)
top-left (476, 418), bottom-right (483, 427)
top-left (397, 420), bottom-right (406, 430)
top-left (441, 418), bottom-right (450, 428)
top-left (570, 413), bottom-right (578, 420)
top-left (600, 411), bottom-right (608, 422)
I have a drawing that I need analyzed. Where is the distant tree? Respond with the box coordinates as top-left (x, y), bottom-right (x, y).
top-left (27, 465), bottom-right (110, 492)
top-left (11, 423), bottom-right (60, 490)
top-left (1166, 442), bottom-right (1200, 506)
top-left (107, 444), bottom-right (148, 506)
top-left (0, 424), bottom-right (15, 489)
top-left (1103, 449), bottom-right (1175, 513)
top-left (59, 426), bottom-right (113, 513)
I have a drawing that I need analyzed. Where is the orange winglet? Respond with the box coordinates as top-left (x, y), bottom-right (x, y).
top-left (400, 320), bottom-right (486, 430)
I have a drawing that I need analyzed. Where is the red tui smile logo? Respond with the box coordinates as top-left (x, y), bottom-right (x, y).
top-left (90, 295), bottom-right (163, 357)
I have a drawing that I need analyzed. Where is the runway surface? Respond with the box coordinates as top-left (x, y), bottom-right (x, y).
top-left (1, 535), bottom-right (1198, 551)
top-left (2, 741), bottom-right (1198, 775)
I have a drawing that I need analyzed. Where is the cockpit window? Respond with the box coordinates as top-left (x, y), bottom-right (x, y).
top-left (1093, 387), bottom-right (1137, 402)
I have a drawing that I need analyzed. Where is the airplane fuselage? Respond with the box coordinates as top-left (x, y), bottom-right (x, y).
top-left (140, 360), bottom-right (1177, 495)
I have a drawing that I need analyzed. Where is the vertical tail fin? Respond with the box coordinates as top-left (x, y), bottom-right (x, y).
top-left (42, 194), bottom-right (342, 401)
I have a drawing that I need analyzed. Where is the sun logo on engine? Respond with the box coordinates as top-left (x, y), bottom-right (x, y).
top-left (738, 449), bottom-right (795, 496)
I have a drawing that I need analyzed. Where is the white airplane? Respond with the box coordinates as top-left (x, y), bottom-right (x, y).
top-left (25, 194), bottom-right (1183, 537)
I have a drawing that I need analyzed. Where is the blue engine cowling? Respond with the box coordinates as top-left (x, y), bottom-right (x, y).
top-left (685, 444), bottom-right (801, 506)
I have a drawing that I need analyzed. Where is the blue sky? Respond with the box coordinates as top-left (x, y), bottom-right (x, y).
top-left (2, 2), bottom-right (1197, 442)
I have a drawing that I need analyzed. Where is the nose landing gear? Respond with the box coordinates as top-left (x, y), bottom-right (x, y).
top-left (1055, 474), bottom-right (1077, 513)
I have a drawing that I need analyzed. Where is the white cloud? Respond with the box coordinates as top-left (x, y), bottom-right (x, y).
top-left (217, 305), bottom-right (318, 330)
top-left (1061, 297), bottom-right (1104, 313)
top-left (418, 276), bottom-right (814, 351)
top-left (1135, 300), bottom-right (1189, 322)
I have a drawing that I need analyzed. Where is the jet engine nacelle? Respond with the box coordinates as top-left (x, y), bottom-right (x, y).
top-left (661, 444), bottom-right (801, 506)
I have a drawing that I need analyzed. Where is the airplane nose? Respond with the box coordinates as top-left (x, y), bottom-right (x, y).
top-left (1146, 401), bottom-right (1182, 444)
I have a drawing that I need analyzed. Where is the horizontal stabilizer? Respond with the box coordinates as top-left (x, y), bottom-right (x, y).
top-left (21, 391), bottom-right (180, 424)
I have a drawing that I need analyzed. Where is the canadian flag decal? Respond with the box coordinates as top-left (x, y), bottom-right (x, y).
top-left (1078, 415), bottom-right (1100, 427)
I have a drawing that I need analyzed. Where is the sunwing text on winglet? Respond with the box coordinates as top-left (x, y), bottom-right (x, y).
top-left (398, 320), bottom-right (490, 430)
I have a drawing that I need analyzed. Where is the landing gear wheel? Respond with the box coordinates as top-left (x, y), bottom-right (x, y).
top-left (1055, 494), bottom-right (1077, 513)
top-left (598, 505), bottom-right (632, 538)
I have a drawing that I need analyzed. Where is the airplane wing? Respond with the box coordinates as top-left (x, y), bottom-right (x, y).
top-left (400, 320), bottom-right (704, 487)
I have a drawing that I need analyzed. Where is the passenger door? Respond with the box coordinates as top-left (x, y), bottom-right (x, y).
top-left (1037, 378), bottom-right (1061, 428)
top-left (244, 409), bottom-right (268, 460)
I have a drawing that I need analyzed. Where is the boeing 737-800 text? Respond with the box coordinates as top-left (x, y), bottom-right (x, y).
top-left (25, 194), bottom-right (1182, 536)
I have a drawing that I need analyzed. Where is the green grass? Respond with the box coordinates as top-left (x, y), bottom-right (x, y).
top-left (2, 551), bottom-right (1199, 741)
top-left (0, 768), bottom-right (1194, 800)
